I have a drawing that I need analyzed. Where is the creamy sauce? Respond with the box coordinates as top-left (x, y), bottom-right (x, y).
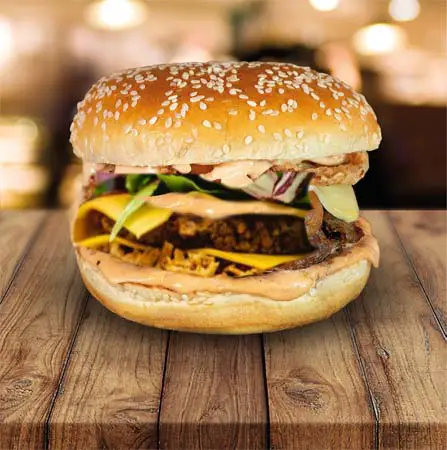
top-left (172, 164), bottom-right (192, 174)
top-left (200, 160), bottom-right (273, 188)
top-left (114, 165), bottom-right (158, 174)
top-left (78, 219), bottom-right (379, 301)
top-left (145, 192), bottom-right (305, 220)
top-left (309, 155), bottom-right (346, 166)
top-left (96, 154), bottom-right (348, 184)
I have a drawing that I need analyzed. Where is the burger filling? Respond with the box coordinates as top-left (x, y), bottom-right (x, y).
top-left (73, 165), bottom-right (363, 278)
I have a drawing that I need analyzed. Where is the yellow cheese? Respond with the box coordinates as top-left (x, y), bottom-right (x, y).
top-left (75, 233), bottom-right (307, 270)
top-left (190, 248), bottom-right (308, 270)
top-left (312, 184), bottom-right (359, 223)
top-left (74, 194), bottom-right (172, 240)
top-left (74, 234), bottom-right (149, 250)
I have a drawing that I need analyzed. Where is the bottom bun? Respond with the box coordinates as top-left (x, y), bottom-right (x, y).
top-left (77, 254), bottom-right (372, 334)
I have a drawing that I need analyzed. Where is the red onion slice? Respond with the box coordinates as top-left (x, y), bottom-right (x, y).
top-left (241, 171), bottom-right (279, 199)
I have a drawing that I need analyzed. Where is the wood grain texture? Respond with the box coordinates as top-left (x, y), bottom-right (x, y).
top-left (389, 210), bottom-right (446, 334)
top-left (0, 211), bottom-right (46, 298)
top-left (159, 333), bottom-right (266, 450)
top-left (0, 212), bottom-right (88, 450)
top-left (349, 211), bottom-right (447, 450)
top-left (265, 312), bottom-right (375, 450)
top-left (48, 299), bottom-right (168, 450)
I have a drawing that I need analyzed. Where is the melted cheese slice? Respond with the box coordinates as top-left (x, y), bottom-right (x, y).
top-left (190, 248), bottom-right (308, 270)
top-left (312, 184), bottom-right (359, 223)
top-left (75, 233), bottom-right (308, 270)
top-left (75, 234), bottom-right (149, 250)
top-left (74, 194), bottom-right (172, 240)
top-left (73, 192), bottom-right (307, 244)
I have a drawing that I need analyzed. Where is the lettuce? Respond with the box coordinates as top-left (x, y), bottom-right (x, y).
top-left (109, 180), bottom-right (160, 241)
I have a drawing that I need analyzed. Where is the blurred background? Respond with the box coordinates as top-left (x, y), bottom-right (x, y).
top-left (0, 0), bottom-right (445, 209)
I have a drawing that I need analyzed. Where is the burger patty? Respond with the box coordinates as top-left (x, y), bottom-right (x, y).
top-left (93, 212), bottom-right (313, 254)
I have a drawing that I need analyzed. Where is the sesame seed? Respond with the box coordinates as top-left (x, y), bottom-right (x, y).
top-left (297, 130), bottom-right (304, 139)
top-left (162, 100), bottom-right (170, 107)
top-left (130, 90), bottom-right (138, 96)
top-left (273, 133), bottom-right (282, 141)
top-left (190, 92), bottom-right (198, 97)
top-left (149, 116), bottom-right (158, 125)
top-left (258, 125), bottom-right (266, 134)
top-left (202, 120), bottom-right (211, 128)
top-left (326, 109), bottom-right (332, 116)
top-left (284, 128), bottom-right (292, 138)
top-left (281, 104), bottom-right (287, 112)
top-left (278, 88), bottom-right (285, 94)
top-left (165, 117), bottom-right (173, 128)
top-left (138, 119), bottom-right (146, 125)
top-left (169, 103), bottom-right (178, 111)
top-left (115, 99), bottom-right (122, 108)
top-left (312, 113), bottom-right (318, 121)
top-left (245, 135), bottom-right (253, 145)
top-left (214, 122), bottom-right (222, 130)
top-left (247, 100), bottom-right (257, 107)
top-left (223, 144), bottom-right (230, 153)
top-left (334, 113), bottom-right (342, 121)
top-left (259, 100), bottom-right (267, 107)
top-left (199, 102), bottom-right (207, 110)
top-left (123, 103), bottom-right (129, 112)
top-left (249, 110), bottom-right (256, 121)
top-left (228, 110), bottom-right (238, 116)
top-left (190, 95), bottom-right (204, 103)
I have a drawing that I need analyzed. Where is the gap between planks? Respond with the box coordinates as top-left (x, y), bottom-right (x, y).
top-left (385, 211), bottom-right (447, 340)
top-left (345, 308), bottom-right (380, 450)
top-left (0, 212), bottom-right (49, 306)
top-left (43, 291), bottom-right (90, 450)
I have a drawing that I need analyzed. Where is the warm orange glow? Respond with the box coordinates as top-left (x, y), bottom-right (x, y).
top-left (85, 0), bottom-right (148, 30)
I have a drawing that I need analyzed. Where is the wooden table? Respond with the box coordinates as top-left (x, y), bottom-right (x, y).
top-left (0, 210), bottom-right (445, 450)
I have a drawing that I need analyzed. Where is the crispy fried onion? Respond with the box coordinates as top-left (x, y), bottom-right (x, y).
top-left (273, 152), bottom-right (369, 186)
top-left (109, 241), bottom-right (258, 278)
top-left (305, 191), bottom-right (324, 238)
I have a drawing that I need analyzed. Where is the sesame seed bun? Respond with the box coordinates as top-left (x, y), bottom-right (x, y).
top-left (70, 62), bottom-right (381, 167)
top-left (75, 217), bottom-right (378, 334)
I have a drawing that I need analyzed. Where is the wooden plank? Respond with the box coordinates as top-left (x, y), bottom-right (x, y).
top-left (0, 210), bottom-right (46, 298)
top-left (389, 210), bottom-right (446, 333)
top-left (159, 333), bottom-right (266, 449)
top-left (0, 212), bottom-right (88, 449)
top-left (349, 211), bottom-right (447, 450)
top-left (48, 299), bottom-right (168, 449)
top-left (265, 312), bottom-right (375, 450)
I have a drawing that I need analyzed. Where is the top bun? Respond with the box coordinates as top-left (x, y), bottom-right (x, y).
top-left (70, 61), bottom-right (381, 166)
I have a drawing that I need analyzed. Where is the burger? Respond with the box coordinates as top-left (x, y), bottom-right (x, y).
top-left (70, 61), bottom-right (380, 334)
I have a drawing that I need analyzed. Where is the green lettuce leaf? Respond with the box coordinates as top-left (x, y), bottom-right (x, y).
top-left (156, 174), bottom-right (251, 200)
top-left (109, 180), bottom-right (160, 242)
top-left (125, 174), bottom-right (155, 194)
